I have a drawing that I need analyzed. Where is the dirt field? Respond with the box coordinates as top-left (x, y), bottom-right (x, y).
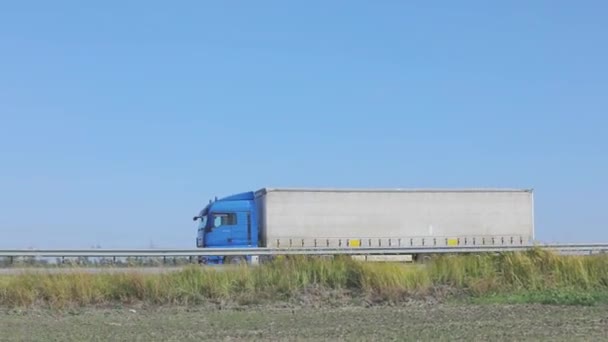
top-left (2, 304), bottom-right (608, 341)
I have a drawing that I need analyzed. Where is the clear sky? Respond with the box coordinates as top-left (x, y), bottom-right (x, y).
top-left (1, 2), bottom-right (606, 248)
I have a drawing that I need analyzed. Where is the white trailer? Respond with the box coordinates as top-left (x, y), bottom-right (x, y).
top-left (254, 188), bottom-right (534, 250)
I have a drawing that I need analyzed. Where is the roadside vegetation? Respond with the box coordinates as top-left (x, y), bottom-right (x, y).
top-left (1, 249), bottom-right (608, 308)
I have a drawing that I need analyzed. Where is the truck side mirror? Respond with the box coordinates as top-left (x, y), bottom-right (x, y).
top-left (193, 216), bottom-right (198, 221)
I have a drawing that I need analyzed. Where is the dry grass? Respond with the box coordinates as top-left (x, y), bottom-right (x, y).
top-left (1, 250), bottom-right (608, 308)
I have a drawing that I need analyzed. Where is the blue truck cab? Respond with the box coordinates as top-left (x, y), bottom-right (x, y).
top-left (193, 191), bottom-right (259, 264)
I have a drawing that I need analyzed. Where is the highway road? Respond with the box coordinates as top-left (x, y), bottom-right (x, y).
top-left (0, 266), bottom-right (225, 275)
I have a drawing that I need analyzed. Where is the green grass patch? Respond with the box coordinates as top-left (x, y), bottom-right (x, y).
top-left (465, 289), bottom-right (608, 306)
top-left (1, 250), bottom-right (608, 308)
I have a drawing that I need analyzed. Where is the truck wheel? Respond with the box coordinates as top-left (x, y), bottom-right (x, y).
top-left (225, 256), bottom-right (246, 265)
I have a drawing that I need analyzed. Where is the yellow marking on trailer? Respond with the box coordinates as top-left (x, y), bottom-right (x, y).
top-left (349, 239), bottom-right (361, 247)
top-left (447, 238), bottom-right (459, 246)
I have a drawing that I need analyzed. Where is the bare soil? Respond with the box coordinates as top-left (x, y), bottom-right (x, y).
top-left (2, 304), bottom-right (608, 341)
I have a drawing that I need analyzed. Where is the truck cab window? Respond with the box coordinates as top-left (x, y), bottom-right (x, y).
top-left (212, 213), bottom-right (237, 228)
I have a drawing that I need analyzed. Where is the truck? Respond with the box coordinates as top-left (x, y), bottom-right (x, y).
top-left (193, 188), bottom-right (535, 264)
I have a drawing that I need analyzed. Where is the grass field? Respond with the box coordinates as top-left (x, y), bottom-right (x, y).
top-left (1, 249), bottom-right (608, 308)
top-left (2, 304), bottom-right (608, 341)
top-left (2, 250), bottom-right (608, 340)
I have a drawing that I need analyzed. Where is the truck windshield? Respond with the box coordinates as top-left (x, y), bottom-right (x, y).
top-left (198, 216), bottom-right (208, 230)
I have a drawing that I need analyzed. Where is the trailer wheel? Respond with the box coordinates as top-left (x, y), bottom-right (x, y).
top-left (259, 256), bottom-right (275, 264)
top-left (225, 256), bottom-right (246, 265)
top-left (414, 254), bottom-right (433, 264)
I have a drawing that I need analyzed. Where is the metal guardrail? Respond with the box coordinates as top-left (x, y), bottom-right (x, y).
top-left (1, 243), bottom-right (608, 258)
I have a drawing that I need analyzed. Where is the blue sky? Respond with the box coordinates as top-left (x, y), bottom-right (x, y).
top-left (1, 2), bottom-right (606, 248)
